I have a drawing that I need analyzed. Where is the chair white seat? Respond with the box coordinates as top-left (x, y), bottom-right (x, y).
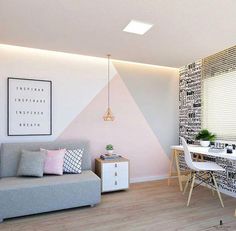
top-left (180, 137), bottom-right (225, 207)
top-left (193, 161), bottom-right (225, 172)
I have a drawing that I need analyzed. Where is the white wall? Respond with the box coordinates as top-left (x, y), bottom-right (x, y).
top-left (0, 44), bottom-right (116, 143)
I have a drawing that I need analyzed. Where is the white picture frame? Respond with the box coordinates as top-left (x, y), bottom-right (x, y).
top-left (7, 77), bottom-right (52, 136)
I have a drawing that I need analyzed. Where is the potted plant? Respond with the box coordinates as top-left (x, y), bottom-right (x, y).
top-left (196, 129), bottom-right (216, 147)
top-left (106, 144), bottom-right (114, 155)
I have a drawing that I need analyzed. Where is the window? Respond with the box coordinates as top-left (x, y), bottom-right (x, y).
top-left (202, 45), bottom-right (236, 140)
top-left (202, 71), bottom-right (236, 140)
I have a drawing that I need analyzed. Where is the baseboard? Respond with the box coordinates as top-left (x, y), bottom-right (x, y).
top-left (130, 174), bottom-right (169, 183)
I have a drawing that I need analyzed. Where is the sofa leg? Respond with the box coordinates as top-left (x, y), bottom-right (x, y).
top-left (90, 204), bottom-right (96, 208)
top-left (0, 218), bottom-right (3, 223)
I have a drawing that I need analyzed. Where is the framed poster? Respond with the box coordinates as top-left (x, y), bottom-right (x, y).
top-left (7, 77), bottom-right (52, 136)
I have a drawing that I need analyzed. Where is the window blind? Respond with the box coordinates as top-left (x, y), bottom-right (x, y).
top-left (202, 45), bottom-right (236, 141)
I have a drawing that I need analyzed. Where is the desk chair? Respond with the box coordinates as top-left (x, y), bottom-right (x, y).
top-left (180, 137), bottom-right (225, 207)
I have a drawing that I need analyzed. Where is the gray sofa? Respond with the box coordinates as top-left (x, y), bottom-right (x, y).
top-left (0, 141), bottom-right (101, 222)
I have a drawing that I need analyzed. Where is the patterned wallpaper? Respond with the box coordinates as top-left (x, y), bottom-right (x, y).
top-left (179, 60), bottom-right (202, 144)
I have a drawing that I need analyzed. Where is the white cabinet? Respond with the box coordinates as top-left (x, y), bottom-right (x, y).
top-left (95, 158), bottom-right (129, 192)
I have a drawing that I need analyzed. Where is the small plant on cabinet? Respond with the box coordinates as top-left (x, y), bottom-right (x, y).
top-left (106, 144), bottom-right (114, 154)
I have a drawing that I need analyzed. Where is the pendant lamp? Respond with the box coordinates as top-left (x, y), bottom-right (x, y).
top-left (103, 54), bottom-right (115, 121)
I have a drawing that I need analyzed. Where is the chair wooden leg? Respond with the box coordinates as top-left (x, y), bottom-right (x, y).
top-left (212, 173), bottom-right (224, 208)
top-left (168, 150), bottom-right (175, 186)
top-left (187, 173), bottom-right (195, 207)
top-left (175, 151), bottom-right (183, 191)
top-left (183, 172), bottom-right (192, 195)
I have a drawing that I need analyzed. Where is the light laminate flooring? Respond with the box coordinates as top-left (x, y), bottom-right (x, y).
top-left (0, 179), bottom-right (236, 231)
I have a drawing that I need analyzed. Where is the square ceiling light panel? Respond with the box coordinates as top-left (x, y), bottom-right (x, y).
top-left (123, 20), bottom-right (153, 35)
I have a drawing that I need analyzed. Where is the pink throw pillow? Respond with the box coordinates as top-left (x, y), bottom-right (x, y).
top-left (42, 149), bottom-right (66, 175)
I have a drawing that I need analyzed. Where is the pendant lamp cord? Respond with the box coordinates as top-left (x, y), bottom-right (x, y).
top-left (107, 54), bottom-right (110, 109)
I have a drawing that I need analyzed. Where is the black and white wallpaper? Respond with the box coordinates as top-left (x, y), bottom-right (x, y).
top-left (179, 60), bottom-right (236, 197)
top-left (179, 60), bottom-right (202, 144)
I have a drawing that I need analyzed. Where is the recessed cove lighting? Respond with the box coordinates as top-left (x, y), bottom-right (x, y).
top-left (123, 20), bottom-right (153, 35)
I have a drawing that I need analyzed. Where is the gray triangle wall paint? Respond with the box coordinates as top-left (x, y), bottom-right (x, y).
top-left (113, 61), bottom-right (179, 157)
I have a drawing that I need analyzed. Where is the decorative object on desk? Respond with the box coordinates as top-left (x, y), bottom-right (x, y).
top-left (226, 145), bottom-right (233, 154)
top-left (7, 77), bottom-right (52, 136)
top-left (196, 129), bottom-right (216, 147)
top-left (214, 142), bottom-right (224, 149)
top-left (103, 54), bottom-right (115, 121)
top-left (106, 144), bottom-right (114, 154)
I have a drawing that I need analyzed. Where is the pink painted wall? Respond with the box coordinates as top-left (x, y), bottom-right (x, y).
top-left (58, 74), bottom-right (171, 181)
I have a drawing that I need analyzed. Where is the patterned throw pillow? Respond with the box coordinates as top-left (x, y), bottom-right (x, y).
top-left (63, 149), bottom-right (83, 174)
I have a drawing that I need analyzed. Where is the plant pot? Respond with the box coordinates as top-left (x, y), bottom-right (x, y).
top-left (200, 140), bottom-right (210, 147)
top-left (107, 150), bottom-right (114, 155)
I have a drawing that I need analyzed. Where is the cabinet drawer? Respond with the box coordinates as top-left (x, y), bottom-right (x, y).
top-left (102, 161), bottom-right (129, 192)
top-left (103, 162), bottom-right (128, 175)
top-left (102, 177), bottom-right (129, 192)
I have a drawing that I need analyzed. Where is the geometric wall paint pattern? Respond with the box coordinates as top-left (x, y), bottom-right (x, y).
top-left (0, 44), bottom-right (179, 183)
top-left (58, 74), bottom-right (171, 181)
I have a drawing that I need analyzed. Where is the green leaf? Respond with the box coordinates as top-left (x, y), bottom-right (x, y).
top-left (195, 129), bottom-right (216, 141)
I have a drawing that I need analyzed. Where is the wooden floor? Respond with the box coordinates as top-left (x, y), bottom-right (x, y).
top-left (1, 179), bottom-right (236, 231)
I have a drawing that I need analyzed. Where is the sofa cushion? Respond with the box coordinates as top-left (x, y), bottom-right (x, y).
top-left (0, 170), bottom-right (101, 219)
top-left (17, 150), bottom-right (46, 177)
top-left (0, 171), bottom-right (99, 190)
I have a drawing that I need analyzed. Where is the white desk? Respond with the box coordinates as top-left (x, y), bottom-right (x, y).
top-left (168, 145), bottom-right (236, 192)
top-left (172, 145), bottom-right (236, 161)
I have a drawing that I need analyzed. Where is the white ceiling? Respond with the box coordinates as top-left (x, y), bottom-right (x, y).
top-left (0, 0), bottom-right (236, 67)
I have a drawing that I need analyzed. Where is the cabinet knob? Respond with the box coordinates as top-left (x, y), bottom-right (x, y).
top-left (114, 163), bottom-right (117, 168)
top-left (115, 172), bottom-right (117, 176)
top-left (115, 181), bottom-right (117, 185)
